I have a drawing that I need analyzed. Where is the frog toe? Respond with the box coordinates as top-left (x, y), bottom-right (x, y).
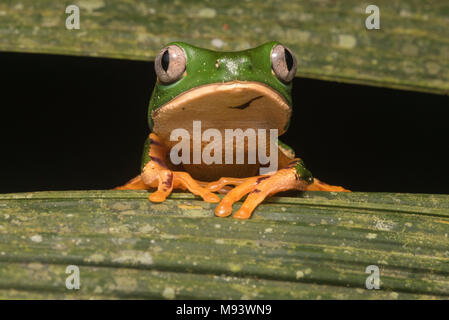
top-left (306, 178), bottom-right (350, 192)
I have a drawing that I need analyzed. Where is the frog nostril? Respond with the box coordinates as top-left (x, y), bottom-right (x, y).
top-left (242, 58), bottom-right (252, 70)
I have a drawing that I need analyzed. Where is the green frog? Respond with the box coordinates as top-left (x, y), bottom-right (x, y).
top-left (117, 42), bottom-right (348, 219)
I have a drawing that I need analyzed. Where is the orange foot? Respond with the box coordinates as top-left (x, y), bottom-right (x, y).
top-left (207, 161), bottom-right (349, 220)
top-left (143, 163), bottom-right (220, 203)
top-left (115, 133), bottom-right (220, 204)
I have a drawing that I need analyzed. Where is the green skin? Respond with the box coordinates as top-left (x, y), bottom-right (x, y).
top-left (142, 41), bottom-right (313, 183)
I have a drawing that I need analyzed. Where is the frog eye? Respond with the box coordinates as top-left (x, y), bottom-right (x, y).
top-left (155, 45), bottom-right (186, 84)
top-left (271, 44), bottom-right (297, 83)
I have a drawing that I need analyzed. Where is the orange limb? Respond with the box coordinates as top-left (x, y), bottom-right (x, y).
top-left (197, 181), bottom-right (233, 194)
top-left (206, 177), bottom-right (247, 192)
top-left (214, 166), bottom-right (308, 220)
top-left (115, 175), bottom-right (148, 190)
top-left (116, 133), bottom-right (220, 203)
top-left (305, 178), bottom-right (350, 192)
top-left (212, 159), bottom-right (349, 219)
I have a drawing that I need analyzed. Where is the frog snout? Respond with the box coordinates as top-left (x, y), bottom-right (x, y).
top-left (216, 57), bottom-right (252, 76)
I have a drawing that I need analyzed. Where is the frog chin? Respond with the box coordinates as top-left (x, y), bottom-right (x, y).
top-left (152, 80), bottom-right (291, 145)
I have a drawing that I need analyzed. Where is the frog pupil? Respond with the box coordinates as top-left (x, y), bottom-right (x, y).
top-left (284, 48), bottom-right (293, 71)
top-left (161, 50), bottom-right (170, 72)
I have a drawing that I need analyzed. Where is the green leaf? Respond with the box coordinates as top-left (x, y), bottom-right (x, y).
top-left (0, 190), bottom-right (448, 299)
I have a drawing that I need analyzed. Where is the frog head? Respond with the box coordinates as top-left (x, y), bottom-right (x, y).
top-left (148, 41), bottom-right (297, 142)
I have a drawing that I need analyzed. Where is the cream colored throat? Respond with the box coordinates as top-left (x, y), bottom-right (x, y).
top-left (152, 81), bottom-right (291, 142)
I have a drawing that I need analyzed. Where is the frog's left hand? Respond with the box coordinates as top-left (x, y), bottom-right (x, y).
top-left (207, 160), bottom-right (349, 219)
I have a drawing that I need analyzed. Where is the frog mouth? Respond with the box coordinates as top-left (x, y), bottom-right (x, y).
top-left (227, 95), bottom-right (264, 110)
top-left (152, 81), bottom-right (291, 143)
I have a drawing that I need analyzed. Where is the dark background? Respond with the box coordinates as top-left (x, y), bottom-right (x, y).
top-left (0, 52), bottom-right (448, 194)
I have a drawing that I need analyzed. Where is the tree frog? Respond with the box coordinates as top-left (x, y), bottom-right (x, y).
top-left (117, 42), bottom-right (348, 219)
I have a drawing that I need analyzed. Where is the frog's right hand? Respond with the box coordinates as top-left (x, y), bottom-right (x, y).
top-left (141, 133), bottom-right (220, 203)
